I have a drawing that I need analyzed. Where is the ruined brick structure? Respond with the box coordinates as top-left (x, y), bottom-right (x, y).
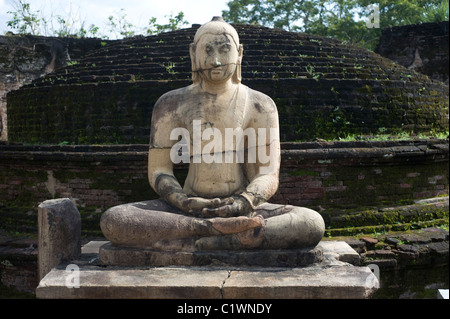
top-left (0, 24), bottom-right (449, 297)
top-left (0, 35), bottom-right (108, 141)
top-left (376, 21), bottom-right (449, 84)
top-left (5, 24), bottom-right (449, 144)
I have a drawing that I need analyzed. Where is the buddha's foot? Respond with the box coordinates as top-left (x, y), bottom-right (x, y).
top-left (209, 215), bottom-right (265, 235)
top-left (195, 225), bottom-right (265, 250)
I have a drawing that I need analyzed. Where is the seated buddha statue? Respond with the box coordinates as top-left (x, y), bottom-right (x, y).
top-left (100, 17), bottom-right (325, 251)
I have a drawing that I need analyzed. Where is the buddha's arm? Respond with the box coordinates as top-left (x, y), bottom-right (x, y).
top-left (240, 95), bottom-right (281, 209)
top-left (148, 147), bottom-right (183, 204)
top-left (241, 142), bottom-right (280, 208)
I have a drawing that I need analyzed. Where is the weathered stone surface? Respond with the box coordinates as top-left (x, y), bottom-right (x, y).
top-left (319, 240), bottom-right (360, 265)
top-left (360, 237), bottom-right (378, 246)
top-left (222, 264), bottom-right (378, 299)
top-left (99, 242), bottom-right (323, 267)
top-left (36, 240), bottom-right (379, 299)
top-left (38, 198), bottom-right (81, 281)
top-left (37, 266), bottom-right (227, 299)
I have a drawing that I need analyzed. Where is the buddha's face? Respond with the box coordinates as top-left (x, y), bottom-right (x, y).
top-left (192, 33), bottom-right (241, 83)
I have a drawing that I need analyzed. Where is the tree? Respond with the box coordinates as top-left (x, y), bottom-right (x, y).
top-left (106, 9), bottom-right (137, 38)
top-left (5, 1), bottom-right (190, 39)
top-left (146, 12), bottom-right (189, 35)
top-left (6, 0), bottom-right (100, 38)
top-left (357, 0), bottom-right (448, 26)
top-left (7, 0), bottom-right (41, 35)
top-left (222, 0), bottom-right (449, 50)
top-left (222, 0), bottom-right (320, 31)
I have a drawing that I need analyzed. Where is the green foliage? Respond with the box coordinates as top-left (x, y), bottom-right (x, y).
top-left (146, 12), bottom-right (189, 35)
top-left (6, 0), bottom-right (40, 35)
top-left (6, 0), bottom-right (100, 38)
top-left (106, 9), bottom-right (137, 38)
top-left (5, 1), bottom-right (189, 39)
top-left (222, 0), bottom-right (449, 50)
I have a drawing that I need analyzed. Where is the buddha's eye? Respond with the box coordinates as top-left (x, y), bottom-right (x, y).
top-left (220, 44), bottom-right (231, 53)
top-left (205, 44), bottom-right (213, 55)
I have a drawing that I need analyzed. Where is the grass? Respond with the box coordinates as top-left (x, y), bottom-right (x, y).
top-left (336, 131), bottom-right (449, 142)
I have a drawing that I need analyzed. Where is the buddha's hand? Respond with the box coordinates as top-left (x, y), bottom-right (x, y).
top-left (200, 195), bottom-right (252, 218)
top-left (171, 194), bottom-right (224, 215)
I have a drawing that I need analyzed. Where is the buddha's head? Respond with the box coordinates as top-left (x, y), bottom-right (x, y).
top-left (190, 17), bottom-right (243, 84)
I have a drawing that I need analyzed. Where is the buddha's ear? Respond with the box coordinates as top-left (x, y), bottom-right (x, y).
top-left (238, 44), bottom-right (243, 62)
top-left (190, 43), bottom-right (199, 83)
top-left (233, 44), bottom-right (243, 83)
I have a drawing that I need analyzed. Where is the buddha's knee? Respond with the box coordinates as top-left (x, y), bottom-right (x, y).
top-left (264, 206), bottom-right (325, 249)
top-left (100, 206), bottom-right (125, 244)
top-left (100, 205), bottom-right (145, 245)
top-left (293, 207), bottom-right (325, 247)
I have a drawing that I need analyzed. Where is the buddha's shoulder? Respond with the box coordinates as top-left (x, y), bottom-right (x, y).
top-left (155, 85), bottom-right (193, 105)
top-left (244, 85), bottom-right (277, 113)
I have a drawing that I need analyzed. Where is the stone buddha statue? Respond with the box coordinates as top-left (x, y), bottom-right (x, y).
top-left (100, 17), bottom-right (325, 251)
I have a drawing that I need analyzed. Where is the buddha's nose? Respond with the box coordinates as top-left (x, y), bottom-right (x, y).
top-left (214, 58), bottom-right (222, 66)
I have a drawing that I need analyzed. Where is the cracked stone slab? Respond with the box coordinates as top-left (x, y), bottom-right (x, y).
top-left (36, 240), bottom-right (378, 299)
top-left (37, 265), bottom-right (229, 299)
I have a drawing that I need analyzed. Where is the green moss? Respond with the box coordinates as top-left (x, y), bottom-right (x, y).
top-left (325, 218), bottom-right (448, 237)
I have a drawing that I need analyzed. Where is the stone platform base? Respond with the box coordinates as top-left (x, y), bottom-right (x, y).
top-left (99, 242), bottom-right (324, 267)
top-left (36, 241), bottom-right (379, 299)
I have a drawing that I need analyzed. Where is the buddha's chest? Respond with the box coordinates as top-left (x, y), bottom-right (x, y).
top-left (182, 97), bottom-right (248, 133)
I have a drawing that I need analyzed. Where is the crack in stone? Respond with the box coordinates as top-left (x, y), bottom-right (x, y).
top-left (220, 269), bottom-right (232, 298)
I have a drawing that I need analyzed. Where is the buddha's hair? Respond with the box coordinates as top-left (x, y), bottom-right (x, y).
top-left (191, 16), bottom-right (242, 84)
top-left (193, 17), bottom-right (239, 47)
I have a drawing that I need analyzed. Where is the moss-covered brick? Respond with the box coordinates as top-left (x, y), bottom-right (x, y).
top-left (5, 25), bottom-right (449, 144)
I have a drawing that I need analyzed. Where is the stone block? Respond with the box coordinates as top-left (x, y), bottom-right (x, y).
top-left (318, 240), bottom-right (360, 265)
top-left (222, 264), bottom-right (377, 299)
top-left (37, 266), bottom-right (228, 299)
top-left (38, 198), bottom-right (81, 281)
top-left (99, 242), bottom-right (324, 267)
top-left (36, 240), bottom-right (379, 299)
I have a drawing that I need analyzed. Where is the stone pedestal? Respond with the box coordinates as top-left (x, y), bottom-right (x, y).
top-left (99, 242), bottom-right (324, 267)
top-left (36, 240), bottom-right (379, 299)
top-left (37, 198), bottom-right (81, 281)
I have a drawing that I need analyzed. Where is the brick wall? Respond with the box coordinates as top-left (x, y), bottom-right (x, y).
top-left (0, 140), bottom-right (447, 233)
top-left (273, 141), bottom-right (449, 211)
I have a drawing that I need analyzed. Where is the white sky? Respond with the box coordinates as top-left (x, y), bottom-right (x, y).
top-left (0, 0), bottom-right (230, 37)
